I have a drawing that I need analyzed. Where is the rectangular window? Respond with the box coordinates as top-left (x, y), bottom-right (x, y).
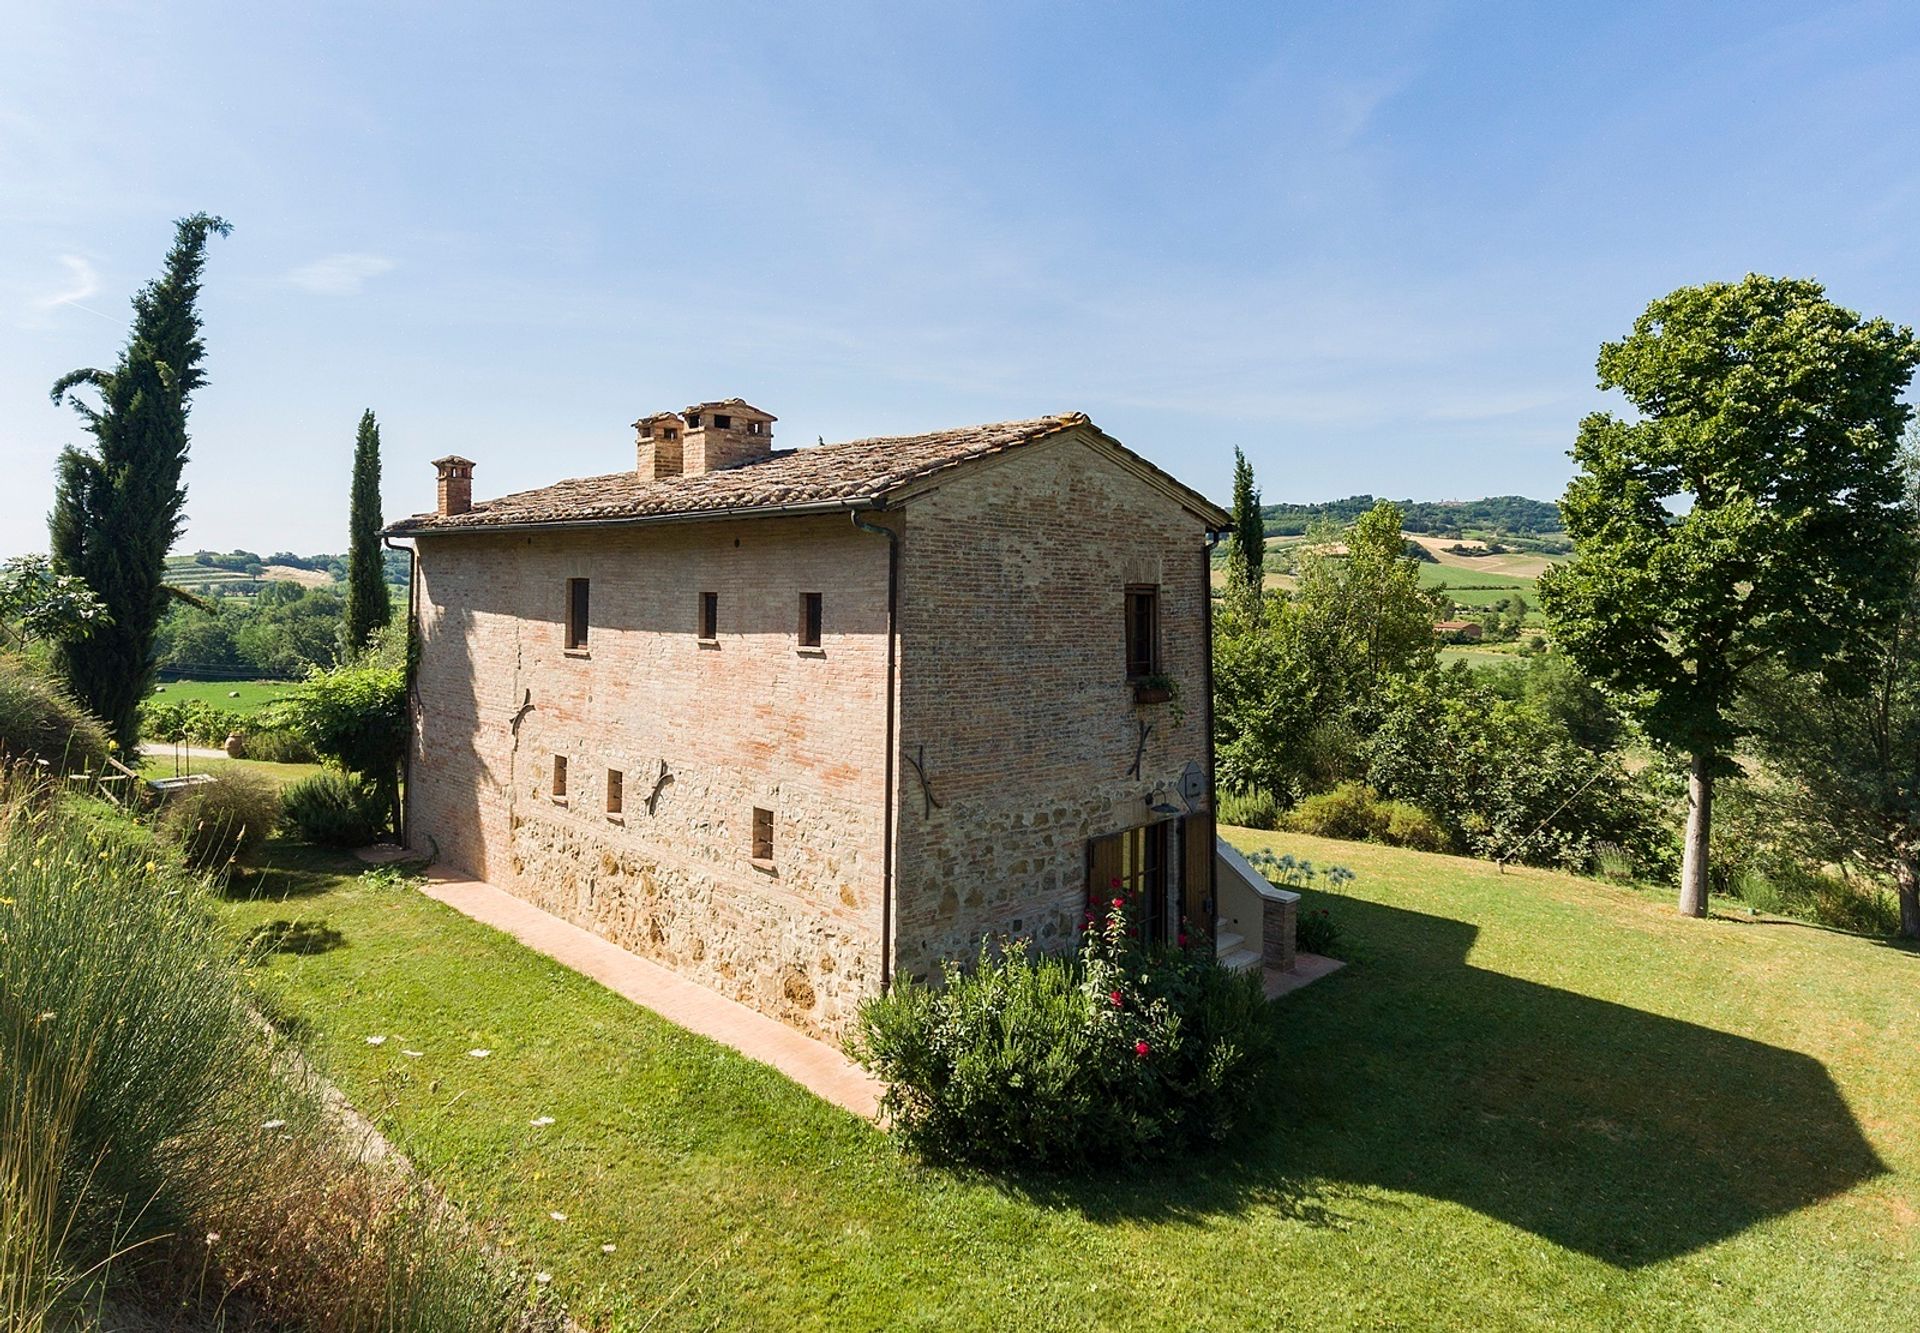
top-left (699, 591), bottom-right (718, 641)
top-left (799, 592), bottom-right (823, 648)
top-left (1125, 585), bottom-right (1160, 678)
top-left (565, 578), bottom-right (590, 651)
top-left (552, 755), bottom-right (569, 800)
top-left (751, 806), bottom-right (774, 862)
top-left (606, 768), bottom-right (623, 816)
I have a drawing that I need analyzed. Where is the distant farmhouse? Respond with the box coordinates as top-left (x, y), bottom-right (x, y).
top-left (388, 403), bottom-right (1294, 1038)
top-left (1434, 618), bottom-right (1484, 642)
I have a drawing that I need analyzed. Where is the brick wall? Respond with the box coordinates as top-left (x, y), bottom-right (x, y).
top-left (410, 514), bottom-right (892, 1036)
top-left (408, 429), bottom-right (1217, 1040)
top-left (889, 430), bottom-right (1215, 981)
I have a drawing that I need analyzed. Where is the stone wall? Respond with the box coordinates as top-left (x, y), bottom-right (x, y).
top-left (890, 430), bottom-right (1216, 981)
top-left (409, 513), bottom-right (892, 1037)
top-left (407, 428), bottom-right (1219, 1040)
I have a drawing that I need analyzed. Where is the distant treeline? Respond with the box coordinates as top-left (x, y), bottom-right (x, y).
top-left (178, 548), bottom-right (410, 586)
top-left (1263, 495), bottom-right (1563, 537)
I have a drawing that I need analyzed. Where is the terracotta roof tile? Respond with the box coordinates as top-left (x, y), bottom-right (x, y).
top-left (389, 414), bottom-right (1103, 533)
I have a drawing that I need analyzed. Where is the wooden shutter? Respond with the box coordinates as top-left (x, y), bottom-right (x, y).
top-left (1087, 833), bottom-right (1125, 918)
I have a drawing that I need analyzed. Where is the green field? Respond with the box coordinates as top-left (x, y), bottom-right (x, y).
top-left (211, 833), bottom-right (1918, 1330)
top-left (1419, 563), bottom-right (1536, 593)
top-left (1438, 645), bottom-right (1525, 670)
top-left (149, 677), bottom-right (300, 715)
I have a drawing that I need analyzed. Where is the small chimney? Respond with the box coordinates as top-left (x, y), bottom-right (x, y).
top-left (433, 455), bottom-right (475, 517)
top-left (635, 412), bottom-right (686, 480)
top-left (681, 399), bottom-right (776, 475)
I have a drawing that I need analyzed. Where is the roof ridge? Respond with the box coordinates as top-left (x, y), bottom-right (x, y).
top-left (385, 412), bottom-right (1223, 535)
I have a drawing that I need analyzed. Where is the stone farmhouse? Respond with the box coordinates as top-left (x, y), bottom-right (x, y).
top-left (387, 402), bottom-right (1297, 1039)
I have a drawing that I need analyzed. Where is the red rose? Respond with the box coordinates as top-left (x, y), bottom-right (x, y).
top-left (1134, 1039), bottom-right (1150, 1058)
top-left (1109, 990), bottom-right (1124, 1007)
top-left (1112, 896), bottom-right (1125, 910)
top-left (1110, 877), bottom-right (1122, 889)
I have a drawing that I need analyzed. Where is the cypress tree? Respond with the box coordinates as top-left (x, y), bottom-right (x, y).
top-left (1224, 447), bottom-right (1265, 618)
top-left (48, 213), bottom-right (230, 752)
top-left (343, 409), bottom-right (390, 651)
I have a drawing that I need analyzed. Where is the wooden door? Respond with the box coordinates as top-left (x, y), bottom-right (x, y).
top-left (1180, 811), bottom-right (1215, 950)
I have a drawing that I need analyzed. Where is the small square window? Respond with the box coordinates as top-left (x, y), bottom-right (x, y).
top-left (552, 755), bottom-right (569, 800)
top-left (606, 768), bottom-right (623, 816)
top-left (565, 578), bottom-right (590, 651)
top-left (699, 591), bottom-right (718, 641)
top-left (799, 592), bottom-right (823, 648)
top-left (1125, 585), bottom-right (1160, 679)
top-left (751, 806), bottom-right (774, 862)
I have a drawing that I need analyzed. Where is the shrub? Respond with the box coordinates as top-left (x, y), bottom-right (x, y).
top-left (1218, 786), bottom-right (1281, 830)
top-left (161, 769), bottom-right (282, 868)
top-left (1380, 800), bottom-right (1452, 852)
top-left (241, 725), bottom-right (317, 764)
top-left (1286, 781), bottom-right (1383, 841)
top-left (1283, 779), bottom-right (1471, 856)
top-left (1296, 905), bottom-right (1343, 957)
top-left (141, 698), bottom-right (243, 746)
top-left (280, 628), bottom-right (408, 829)
top-left (283, 771), bottom-right (388, 846)
top-left (853, 903), bottom-right (1280, 1171)
top-left (0, 654), bottom-right (110, 773)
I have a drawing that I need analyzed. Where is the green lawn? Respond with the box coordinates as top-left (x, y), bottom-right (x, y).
top-left (149, 677), bottom-right (299, 714)
top-left (213, 836), bottom-right (1917, 1331)
top-left (137, 753), bottom-right (326, 786)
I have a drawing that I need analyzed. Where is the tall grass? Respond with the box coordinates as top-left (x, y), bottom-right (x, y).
top-left (1, 1037), bottom-right (95, 1331)
top-left (0, 773), bottom-right (552, 1330)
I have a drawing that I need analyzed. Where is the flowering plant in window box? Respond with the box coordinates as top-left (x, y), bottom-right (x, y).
top-left (1132, 672), bottom-right (1178, 706)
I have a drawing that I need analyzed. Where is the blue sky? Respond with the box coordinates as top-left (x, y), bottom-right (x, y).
top-left (3, 1), bottom-right (1917, 554)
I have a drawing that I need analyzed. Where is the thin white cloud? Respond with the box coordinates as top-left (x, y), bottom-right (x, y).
top-left (33, 254), bottom-right (99, 309)
top-left (286, 253), bottom-right (395, 295)
top-left (1424, 391), bottom-right (1565, 422)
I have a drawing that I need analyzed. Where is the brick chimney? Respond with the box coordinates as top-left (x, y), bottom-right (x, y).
top-left (433, 455), bottom-right (475, 516)
top-left (635, 412), bottom-right (686, 480)
top-left (681, 400), bottom-right (776, 475)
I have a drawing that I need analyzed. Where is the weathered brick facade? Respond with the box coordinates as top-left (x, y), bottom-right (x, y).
top-left (403, 419), bottom-right (1221, 1040)
top-left (891, 438), bottom-right (1215, 980)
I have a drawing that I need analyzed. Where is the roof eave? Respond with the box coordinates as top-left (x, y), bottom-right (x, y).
top-left (382, 494), bottom-right (884, 539)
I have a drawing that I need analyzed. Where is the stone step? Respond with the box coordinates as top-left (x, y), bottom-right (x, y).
top-left (1220, 946), bottom-right (1263, 974)
top-left (1214, 930), bottom-right (1245, 956)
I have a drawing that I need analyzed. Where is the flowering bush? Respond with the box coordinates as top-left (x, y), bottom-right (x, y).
top-left (851, 900), bottom-right (1280, 1171)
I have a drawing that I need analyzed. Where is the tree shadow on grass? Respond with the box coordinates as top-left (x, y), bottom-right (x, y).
top-left (224, 840), bottom-right (367, 901)
top-left (1012, 895), bottom-right (1886, 1267)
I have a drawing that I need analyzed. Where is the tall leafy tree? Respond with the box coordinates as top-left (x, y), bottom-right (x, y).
top-left (1214, 500), bottom-right (1442, 798)
top-left (1743, 423), bottom-right (1920, 938)
top-left (1540, 276), bottom-right (1919, 918)
top-left (47, 213), bottom-right (230, 750)
top-left (1223, 447), bottom-right (1265, 619)
top-left (343, 409), bottom-right (391, 650)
